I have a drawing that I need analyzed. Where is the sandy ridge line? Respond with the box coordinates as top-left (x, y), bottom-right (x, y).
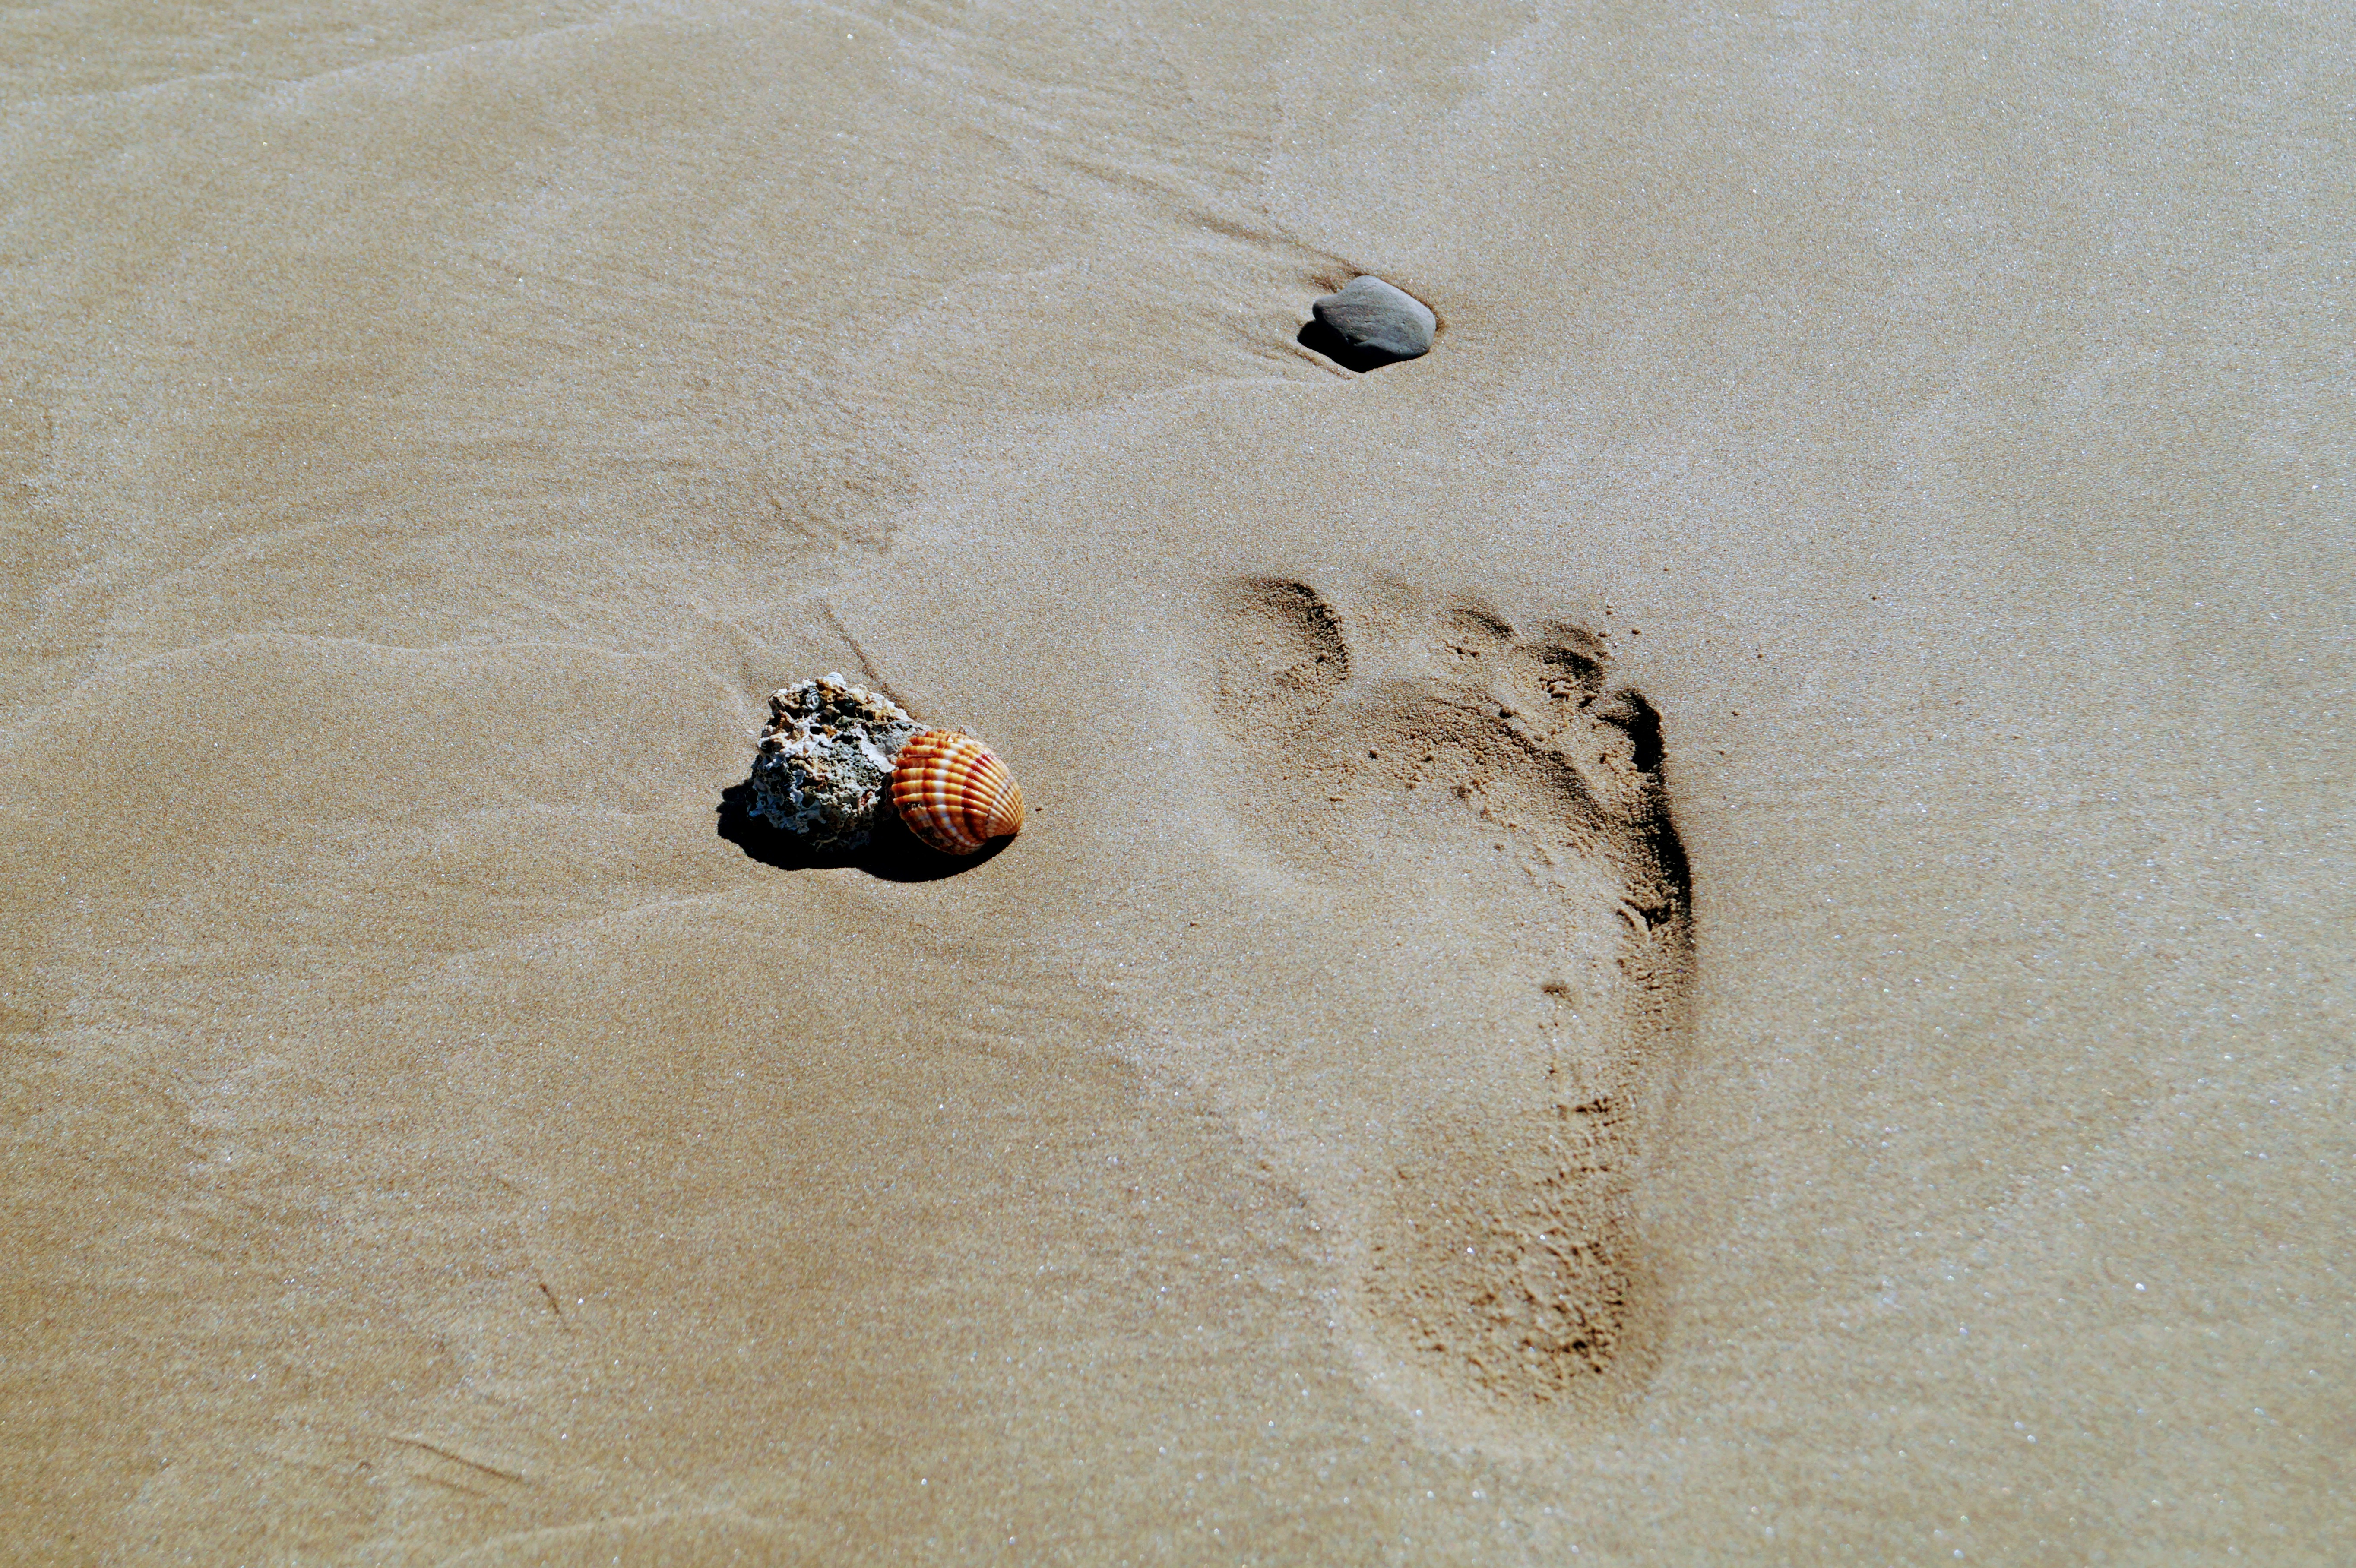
top-left (0, 628), bottom-right (732, 743)
top-left (0, 15), bottom-right (634, 121)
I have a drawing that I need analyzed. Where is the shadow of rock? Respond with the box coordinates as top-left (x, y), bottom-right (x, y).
top-left (716, 781), bottom-right (1008, 881)
top-left (1297, 318), bottom-right (1421, 374)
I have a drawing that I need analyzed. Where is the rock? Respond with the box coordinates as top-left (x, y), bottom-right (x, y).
top-left (746, 673), bottom-right (923, 851)
top-left (1310, 275), bottom-right (1436, 362)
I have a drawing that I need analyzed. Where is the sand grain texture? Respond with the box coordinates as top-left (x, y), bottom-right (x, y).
top-left (3, 0), bottom-right (2350, 1563)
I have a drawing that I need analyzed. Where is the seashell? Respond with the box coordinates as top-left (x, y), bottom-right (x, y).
top-left (890, 730), bottom-right (1026, 855)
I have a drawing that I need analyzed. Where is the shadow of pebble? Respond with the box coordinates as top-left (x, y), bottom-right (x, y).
top-left (1297, 318), bottom-right (1417, 374)
top-left (715, 781), bottom-right (1008, 881)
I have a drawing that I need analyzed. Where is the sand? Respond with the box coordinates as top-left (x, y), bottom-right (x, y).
top-left (3, 1), bottom-right (2349, 1562)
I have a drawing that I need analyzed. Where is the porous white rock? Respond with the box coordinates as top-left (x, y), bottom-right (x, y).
top-left (747, 673), bottom-right (923, 850)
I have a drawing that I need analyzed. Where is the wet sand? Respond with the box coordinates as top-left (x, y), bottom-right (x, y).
top-left (3, 2), bottom-right (2350, 1562)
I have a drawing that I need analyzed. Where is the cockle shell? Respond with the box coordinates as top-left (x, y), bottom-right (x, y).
top-left (890, 730), bottom-right (1026, 855)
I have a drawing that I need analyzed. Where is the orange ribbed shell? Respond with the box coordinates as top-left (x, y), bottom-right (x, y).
top-left (889, 730), bottom-right (1025, 855)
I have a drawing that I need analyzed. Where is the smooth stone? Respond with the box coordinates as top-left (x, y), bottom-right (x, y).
top-left (1310, 275), bottom-right (1436, 360)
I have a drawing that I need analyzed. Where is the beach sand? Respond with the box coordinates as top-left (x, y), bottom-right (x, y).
top-left (3, 1), bottom-right (2349, 1562)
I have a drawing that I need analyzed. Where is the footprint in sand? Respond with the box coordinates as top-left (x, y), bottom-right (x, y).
top-left (1202, 577), bottom-right (1694, 1426)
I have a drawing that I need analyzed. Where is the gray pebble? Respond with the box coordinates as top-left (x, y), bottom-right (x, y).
top-left (1311, 276), bottom-right (1436, 361)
